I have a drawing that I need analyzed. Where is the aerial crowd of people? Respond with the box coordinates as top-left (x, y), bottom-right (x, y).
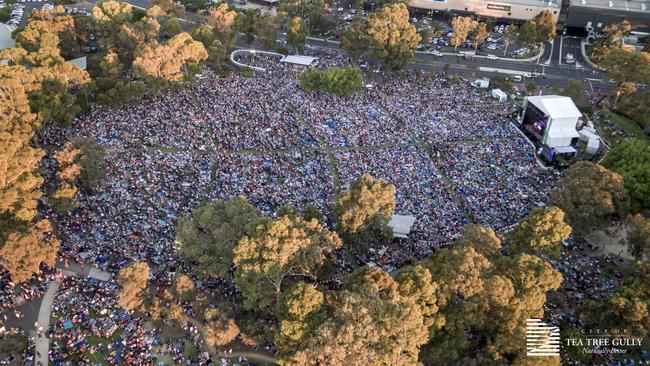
top-left (1, 50), bottom-right (570, 364)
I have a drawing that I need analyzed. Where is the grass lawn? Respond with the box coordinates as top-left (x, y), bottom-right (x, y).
top-left (183, 339), bottom-right (198, 360)
top-left (601, 112), bottom-right (649, 145)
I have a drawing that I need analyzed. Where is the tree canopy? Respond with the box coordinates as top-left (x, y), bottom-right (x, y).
top-left (176, 197), bottom-right (266, 280)
top-left (299, 67), bottom-right (363, 97)
top-left (0, 220), bottom-right (59, 283)
top-left (287, 16), bottom-right (307, 52)
top-left (276, 267), bottom-right (432, 366)
top-left (601, 138), bottom-right (650, 212)
top-left (233, 215), bottom-right (341, 311)
top-left (626, 214), bottom-right (650, 261)
top-left (117, 261), bottom-right (151, 311)
top-left (366, 3), bottom-right (420, 70)
top-left (509, 206), bottom-right (572, 256)
top-left (450, 16), bottom-right (477, 50)
top-left (552, 162), bottom-right (629, 234)
top-left (334, 174), bottom-right (395, 247)
top-left (420, 225), bottom-right (562, 365)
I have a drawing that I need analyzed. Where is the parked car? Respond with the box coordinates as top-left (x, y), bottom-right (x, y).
top-left (487, 54), bottom-right (499, 60)
top-left (432, 50), bottom-right (443, 56)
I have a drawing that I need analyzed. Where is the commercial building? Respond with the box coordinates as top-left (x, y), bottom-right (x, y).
top-left (408, 0), bottom-right (561, 22)
top-left (566, 0), bottom-right (650, 33)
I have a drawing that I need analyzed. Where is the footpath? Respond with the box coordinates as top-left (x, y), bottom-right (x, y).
top-left (33, 262), bottom-right (112, 366)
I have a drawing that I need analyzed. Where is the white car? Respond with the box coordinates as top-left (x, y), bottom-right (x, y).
top-left (432, 50), bottom-right (443, 56)
top-left (486, 54), bottom-right (499, 60)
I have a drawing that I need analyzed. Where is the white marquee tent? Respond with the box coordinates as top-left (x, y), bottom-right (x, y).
top-left (526, 95), bottom-right (581, 148)
top-left (388, 215), bottom-right (416, 239)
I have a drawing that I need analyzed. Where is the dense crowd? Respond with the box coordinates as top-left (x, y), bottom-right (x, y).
top-left (76, 90), bottom-right (213, 150)
top-left (213, 151), bottom-right (333, 216)
top-left (49, 52), bottom-right (559, 273)
top-left (49, 276), bottom-right (158, 365)
top-left (0, 48), bottom-right (632, 365)
top-left (335, 146), bottom-right (466, 251)
top-left (437, 139), bottom-right (559, 228)
top-left (55, 150), bottom-right (213, 272)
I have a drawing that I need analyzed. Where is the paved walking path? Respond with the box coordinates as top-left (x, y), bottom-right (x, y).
top-left (187, 317), bottom-right (277, 365)
top-left (33, 263), bottom-right (112, 366)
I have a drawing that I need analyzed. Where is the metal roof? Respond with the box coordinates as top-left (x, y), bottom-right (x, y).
top-left (388, 215), bottom-right (416, 239)
top-left (569, 0), bottom-right (650, 12)
top-left (281, 55), bottom-right (317, 66)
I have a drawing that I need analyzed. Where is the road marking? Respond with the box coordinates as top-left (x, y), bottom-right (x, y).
top-left (558, 37), bottom-right (564, 65)
top-left (477, 67), bottom-right (531, 76)
top-left (588, 79), bottom-right (594, 92)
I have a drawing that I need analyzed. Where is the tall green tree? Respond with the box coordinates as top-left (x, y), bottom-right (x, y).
top-left (287, 16), bottom-right (307, 52)
top-left (509, 206), bottom-right (572, 256)
top-left (420, 225), bottom-right (562, 365)
top-left (600, 48), bottom-right (650, 108)
top-left (132, 32), bottom-right (207, 82)
top-left (601, 138), bottom-right (650, 212)
top-left (341, 19), bottom-right (369, 60)
top-left (366, 3), bottom-right (420, 70)
top-left (552, 161), bottom-right (629, 234)
top-left (278, 267), bottom-right (432, 366)
top-left (233, 215), bottom-right (341, 311)
top-left (559, 79), bottom-right (584, 101)
top-left (333, 174), bottom-right (395, 248)
top-left (0, 220), bottom-right (59, 283)
top-left (117, 261), bottom-right (150, 311)
top-left (299, 67), bottom-right (363, 97)
top-left (176, 197), bottom-right (265, 280)
top-left (274, 281), bottom-right (325, 356)
top-left (626, 214), bottom-right (650, 260)
top-left (450, 16), bottom-right (476, 50)
top-left (472, 22), bottom-right (489, 52)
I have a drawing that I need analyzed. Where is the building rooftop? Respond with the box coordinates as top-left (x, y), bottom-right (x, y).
top-left (497, 0), bottom-right (561, 7)
top-left (570, 0), bottom-right (650, 12)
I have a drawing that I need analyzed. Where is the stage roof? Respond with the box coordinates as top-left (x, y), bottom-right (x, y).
top-left (389, 215), bottom-right (416, 239)
top-left (527, 95), bottom-right (582, 120)
top-left (282, 55), bottom-right (317, 66)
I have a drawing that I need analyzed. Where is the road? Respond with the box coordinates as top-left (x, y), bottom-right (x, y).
top-left (78, 0), bottom-right (616, 92)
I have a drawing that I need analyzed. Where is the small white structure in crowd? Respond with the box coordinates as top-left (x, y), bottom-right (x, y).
top-left (472, 78), bottom-right (490, 89)
top-left (491, 88), bottom-right (508, 102)
top-left (389, 215), bottom-right (416, 239)
top-left (281, 55), bottom-right (318, 69)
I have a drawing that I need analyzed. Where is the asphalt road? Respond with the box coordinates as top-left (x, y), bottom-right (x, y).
top-left (78, 0), bottom-right (617, 93)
